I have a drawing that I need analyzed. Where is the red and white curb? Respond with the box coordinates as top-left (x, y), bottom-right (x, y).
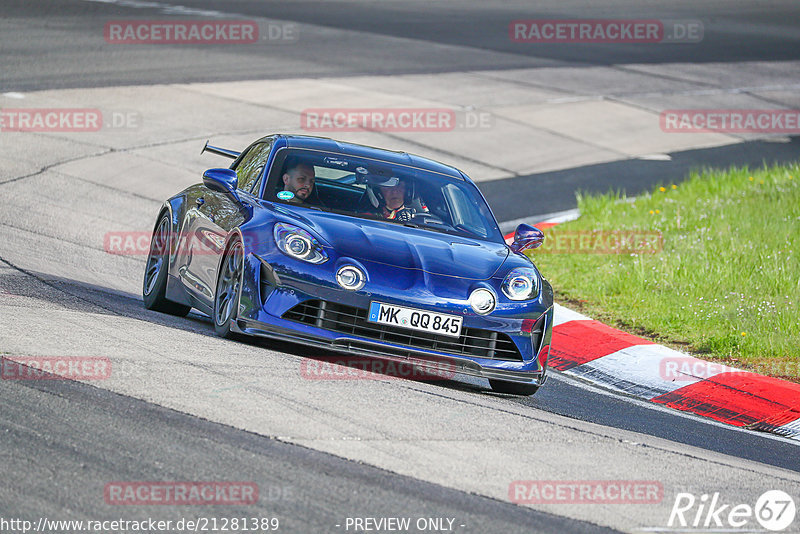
top-left (504, 218), bottom-right (800, 441)
top-left (549, 304), bottom-right (800, 441)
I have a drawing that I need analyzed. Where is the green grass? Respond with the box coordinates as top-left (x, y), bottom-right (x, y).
top-left (529, 162), bottom-right (800, 381)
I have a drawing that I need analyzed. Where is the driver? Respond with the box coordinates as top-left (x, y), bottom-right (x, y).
top-left (379, 180), bottom-right (413, 221)
top-left (363, 175), bottom-right (428, 222)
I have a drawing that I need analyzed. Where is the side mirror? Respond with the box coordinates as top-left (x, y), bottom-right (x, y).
top-left (510, 224), bottom-right (544, 254)
top-left (203, 168), bottom-right (238, 194)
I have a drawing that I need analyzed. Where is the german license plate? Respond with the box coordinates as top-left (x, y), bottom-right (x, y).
top-left (368, 302), bottom-right (462, 338)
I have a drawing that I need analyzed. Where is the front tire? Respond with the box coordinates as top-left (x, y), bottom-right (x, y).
top-left (489, 379), bottom-right (540, 396)
top-left (142, 214), bottom-right (191, 317)
top-left (213, 238), bottom-right (245, 338)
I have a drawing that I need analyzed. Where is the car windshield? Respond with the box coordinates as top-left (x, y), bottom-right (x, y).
top-left (265, 149), bottom-right (504, 243)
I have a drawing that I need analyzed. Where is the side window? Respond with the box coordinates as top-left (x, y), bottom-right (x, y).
top-left (443, 184), bottom-right (489, 238)
top-left (233, 141), bottom-right (272, 193)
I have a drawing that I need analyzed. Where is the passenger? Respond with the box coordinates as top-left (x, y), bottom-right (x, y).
top-left (280, 157), bottom-right (315, 203)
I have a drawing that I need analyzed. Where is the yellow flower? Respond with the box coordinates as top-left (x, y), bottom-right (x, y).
top-left (741, 332), bottom-right (747, 337)
top-left (759, 180), bottom-right (764, 184)
top-left (748, 176), bottom-right (754, 181)
top-left (659, 186), bottom-right (666, 192)
top-left (671, 184), bottom-right (677, 189)
top-left (649, 210), bottom-right (654, 215)
top-left (655, 209), bottom-right (661, 214)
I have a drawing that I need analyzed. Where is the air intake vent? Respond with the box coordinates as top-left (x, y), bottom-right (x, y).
top-left (283, 300), bottom-right (523, 361)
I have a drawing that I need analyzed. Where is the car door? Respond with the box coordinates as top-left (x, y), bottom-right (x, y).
top-left (180, 140), bottom-right (272, 307)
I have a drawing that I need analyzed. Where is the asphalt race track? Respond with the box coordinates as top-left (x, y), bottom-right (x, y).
top-left (1, 1), bottom-right (800, 533)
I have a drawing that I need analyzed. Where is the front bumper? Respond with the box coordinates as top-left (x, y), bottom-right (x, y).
top-left (234, 251), bottom-right (553, 385)
top-left (233, 315), bottom-right (550, 385)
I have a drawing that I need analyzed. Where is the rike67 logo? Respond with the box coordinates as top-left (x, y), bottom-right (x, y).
top-left (668, 490), bottom-right (796, 532)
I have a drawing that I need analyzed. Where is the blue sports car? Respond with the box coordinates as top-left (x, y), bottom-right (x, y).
top-left (143, 135), bottom-right (553, 395)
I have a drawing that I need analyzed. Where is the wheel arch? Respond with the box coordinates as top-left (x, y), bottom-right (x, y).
top-left (155, 197), bottom-right (188, 302)
top-left (214, 227), bottom-right (266, 326)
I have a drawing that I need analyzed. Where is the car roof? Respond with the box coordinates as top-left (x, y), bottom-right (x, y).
top-left (261, 134), bottom-right (468, 182)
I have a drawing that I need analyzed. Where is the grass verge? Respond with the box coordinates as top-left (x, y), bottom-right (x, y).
top-left (528, 162), bottom-right (800, 382)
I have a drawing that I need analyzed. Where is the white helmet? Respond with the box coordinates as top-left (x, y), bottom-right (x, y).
top-left (355, 166), bottom-right (414, 208)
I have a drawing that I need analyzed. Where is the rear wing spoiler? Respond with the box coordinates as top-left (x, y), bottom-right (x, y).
top-left (201, 140), bottom-right (240, 159)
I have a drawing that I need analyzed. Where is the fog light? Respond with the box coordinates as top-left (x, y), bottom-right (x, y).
top-left (469, 288), bottom-right (496, 315)
top-left (336, 265), bottom-right (366, 291)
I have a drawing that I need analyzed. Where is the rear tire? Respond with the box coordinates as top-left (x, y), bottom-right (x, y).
top-left (213, 238), bottom-right (245, 339)
top-left (489, 379), bottom-right (539, 396)
top-left (142, 213), bottom-right (191, 317)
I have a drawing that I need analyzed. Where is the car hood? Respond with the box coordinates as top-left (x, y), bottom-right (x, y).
top-left (284, 209), bottom-right (510, 280)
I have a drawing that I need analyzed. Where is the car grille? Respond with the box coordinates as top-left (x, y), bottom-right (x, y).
top-left (283, 300), bottom-right (524, 361)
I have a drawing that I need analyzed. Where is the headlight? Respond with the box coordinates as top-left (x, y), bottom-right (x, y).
top-left (502, 267), bottom-right (539, 301)
top-left (469, 288), bottom-right (496, 315)
top-left (273, 223), bottom-right (328, 264)
top-left (336, 265), bottom-right (366, 291)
